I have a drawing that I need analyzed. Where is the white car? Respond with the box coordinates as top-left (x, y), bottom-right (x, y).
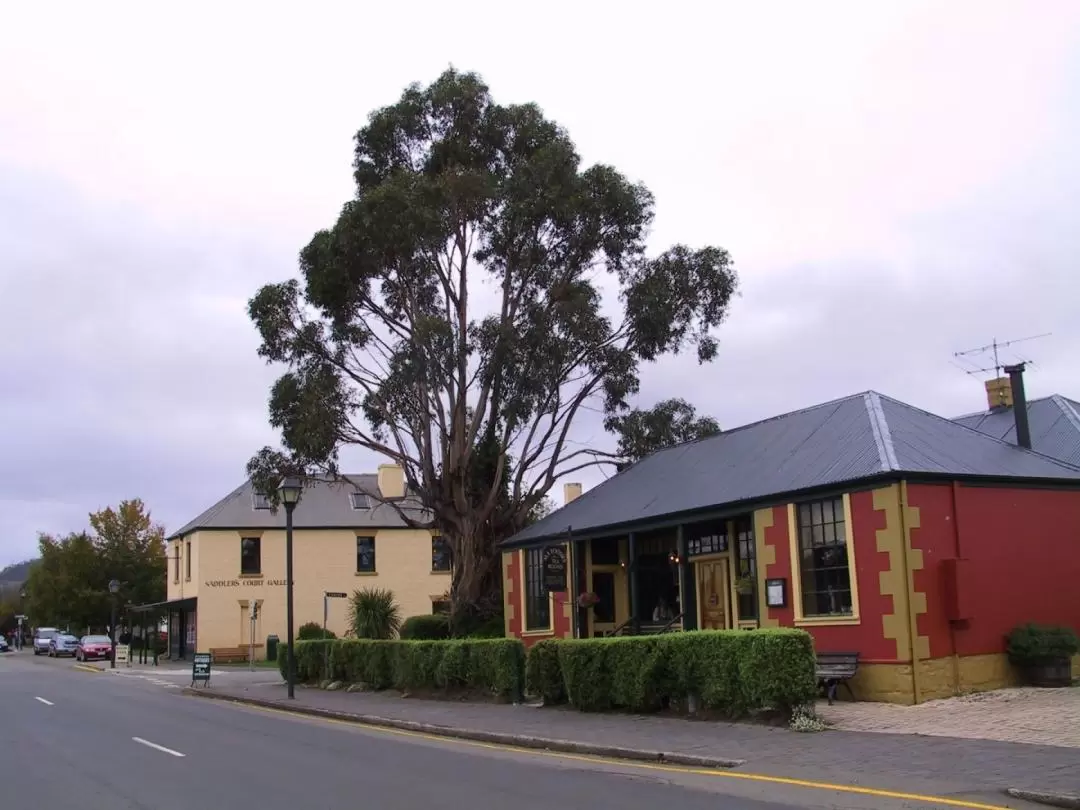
top-left (32, 628), bottom-right (59, 655)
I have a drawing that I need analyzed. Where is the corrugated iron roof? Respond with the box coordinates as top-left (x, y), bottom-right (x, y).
top-left (168, 474), bottom-right (431, 540)
top-left (953, 395), bottom-right (1080, 468)
top-left (507, 391), bottom-right (1080, 546)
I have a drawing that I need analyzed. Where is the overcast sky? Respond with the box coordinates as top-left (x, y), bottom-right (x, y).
top-left (1, 2), bottom-right (1078, 565)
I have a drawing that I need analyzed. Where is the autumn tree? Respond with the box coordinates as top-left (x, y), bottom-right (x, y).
top-left (23, 500), bottom-right (166, 631)
top-left (248, 69), bottom-right (738, 622)
top-left (605, 398), bottom-right (721, 465)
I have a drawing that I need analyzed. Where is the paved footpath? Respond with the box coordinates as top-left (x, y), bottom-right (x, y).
top-left (194, 681), bottom-right (1080, 801)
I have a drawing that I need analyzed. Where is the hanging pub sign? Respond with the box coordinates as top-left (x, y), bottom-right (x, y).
top-left (542, 545), bottom-right (568, 592)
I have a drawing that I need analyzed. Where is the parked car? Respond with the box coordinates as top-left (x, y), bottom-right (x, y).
top-left (75, 635), bottom-right (113, 662)
top-left (32, 628), bottom-right (58, 655)
top-left (0, 636), bottom-right (9, 653)
top-left (48, 633), bottom-right (79, 658)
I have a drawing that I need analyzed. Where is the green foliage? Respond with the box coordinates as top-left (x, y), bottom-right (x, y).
top-left (297, 621), bottom-right (337, 641)
top-left (23, 500), bottom-right (166, 631)
top-left (347, 588), bottom-right (402, 639)
top-left (400, 614), bottom-right (451, 640)
top-left (1006, 623), bottom-right (1080, 665)
top-left (528, 629), bottom-right (816, 718)
top-left (605, 398), bottom-right (721, 464)
top-left (245, 69), bottom-right (738, 621)
top-left (293, 638), bottom-right (525, 700)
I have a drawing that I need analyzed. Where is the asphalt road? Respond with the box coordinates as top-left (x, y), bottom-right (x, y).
top-left (0, 652), bottom-right (1002, 810)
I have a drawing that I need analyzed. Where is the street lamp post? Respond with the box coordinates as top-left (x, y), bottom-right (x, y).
top-left (278, 476), bottom-right (303, 700)
top-left (108, 579), bottom-right (120, 669)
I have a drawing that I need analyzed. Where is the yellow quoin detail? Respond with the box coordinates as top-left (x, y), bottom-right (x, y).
top-left (752, 507), bottom-right (778, 628)
top-left (502, 551), bottom-right (516, 637)
top-left (873, 485), bottom-right (911, 662)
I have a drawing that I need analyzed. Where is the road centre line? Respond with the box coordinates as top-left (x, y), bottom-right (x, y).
top-left (227, 699), bottom-right (1013, 810)
top-left (34, 697), bottom-right (54, 705)
top-left (132, 737), bottom-right (185, 757)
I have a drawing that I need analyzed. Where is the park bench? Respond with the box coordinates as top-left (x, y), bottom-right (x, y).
top-left (210, 646), bottom-right (251, 664)
top-left (816, 651), bottom-right (859, 705)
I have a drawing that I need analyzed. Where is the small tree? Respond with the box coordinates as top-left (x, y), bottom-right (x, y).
top-left (347, 588), bottom-right (402, 640)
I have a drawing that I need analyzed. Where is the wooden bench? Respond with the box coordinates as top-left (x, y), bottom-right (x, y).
top-left (816, 651), bottom-right (859, 705)
top-left (210, 646), bottom-right (254, 664)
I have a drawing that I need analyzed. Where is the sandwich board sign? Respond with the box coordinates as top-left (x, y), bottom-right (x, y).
top-left (191, 652), bottom-right (212, 688)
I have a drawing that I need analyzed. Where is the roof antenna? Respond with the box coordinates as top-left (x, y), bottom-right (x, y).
top-left (951, 334), bottom-right (1050, 411)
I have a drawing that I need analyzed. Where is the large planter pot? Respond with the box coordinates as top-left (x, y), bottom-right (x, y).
top-left (1018, 657), bottom-right (1073, 688)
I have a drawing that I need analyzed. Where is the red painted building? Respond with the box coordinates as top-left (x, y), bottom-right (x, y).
top-left (502, 375), bottom-right (1080, 703)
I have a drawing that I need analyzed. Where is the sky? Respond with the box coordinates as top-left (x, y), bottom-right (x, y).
top-left (1, 1), bottom-right (1079, 565)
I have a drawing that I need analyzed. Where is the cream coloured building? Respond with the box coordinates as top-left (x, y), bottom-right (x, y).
top-left (155, 464), bottom-right (449, 660)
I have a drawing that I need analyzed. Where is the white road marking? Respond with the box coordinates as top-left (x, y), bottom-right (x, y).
top-left (34, 697), bottom-right (54, 706)
top-left (132, 737), bottom-right (185, 757)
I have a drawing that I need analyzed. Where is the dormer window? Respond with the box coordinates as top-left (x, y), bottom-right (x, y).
top-left (252, 492), bottom-right (271, 510)
top-left (350, 492), bottom-right (370, 510)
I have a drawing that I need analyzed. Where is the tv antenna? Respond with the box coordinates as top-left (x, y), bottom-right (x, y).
top-left (952, 333), bottom-right (1051, 377)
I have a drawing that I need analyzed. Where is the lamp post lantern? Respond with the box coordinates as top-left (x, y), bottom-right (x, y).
top-left (108, 579), bottom-right (120, 669)
top-left (278, 476), bottom-right (303, 699)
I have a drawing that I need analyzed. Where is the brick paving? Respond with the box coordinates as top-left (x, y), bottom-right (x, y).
top-left (195, 681), bottom-right (1080, 798)
top-left (819, 686), bottom-right (1080, 748)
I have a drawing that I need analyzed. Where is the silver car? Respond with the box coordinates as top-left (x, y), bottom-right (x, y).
top-left (48, 633), bottom-right (79, 658)
top-left (32, 628), bottom-right (58, 655)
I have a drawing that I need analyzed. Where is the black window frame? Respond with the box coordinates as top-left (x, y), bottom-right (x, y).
top-left (735, 517), bottom-right (756, 621)
top-left (796, 496), bottom-right (853, 618)
top-left (173, 542), bottom-right (180, 583)
top-left (356, 536), bottom-right (376, 573)
top-left (431, 536), bottom-right (452, 572)
top-left (240, 537), bottom-right (262, 576)
top-left (350, 491), bottom-right (370, 510)
top-left (524, 548), bottom-right (551, 631)
top-left (185, 541), bottom-right (192, 581)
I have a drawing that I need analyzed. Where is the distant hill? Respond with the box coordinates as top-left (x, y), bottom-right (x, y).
top-left (0, 559), bottom-right (36, 584)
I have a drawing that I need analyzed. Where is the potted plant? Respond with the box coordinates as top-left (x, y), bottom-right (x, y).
top-left (577, 591), bottom-right (600, 609)
top-left (1006, 623), bottom-right (1079, 687)
top-left (734, 574), bottom-right (754, 595)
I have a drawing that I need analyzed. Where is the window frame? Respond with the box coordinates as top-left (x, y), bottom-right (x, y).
top-left (734, 517), bottom-right (756, 621)
top-left (350, 492), bottom-right (370, 510)
top-left (431, 535), bottom-right (452, 573)
top-left (787, 493), bottom-right (861, 626)
top-left (240, 537), bottom-right (262, 577)
top-left (521, 547), bottom-right (553, 632)
top-left (185, 541), bottom-right (192, 581)
top-left (356, 535), bottom-right (376, 574)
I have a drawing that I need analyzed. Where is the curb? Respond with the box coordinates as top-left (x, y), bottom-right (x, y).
top-left (73, 663), bottom-right (104, 673)
top-left (1006, 789), bottom-right (1080, 810)
top-left (183, 688), bottom-right (746, 769)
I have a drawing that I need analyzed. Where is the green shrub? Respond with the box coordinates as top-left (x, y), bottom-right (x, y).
top-left (529, 628), bottom-right (816, 718)
top-left (347, 588), bottom-right (402, 639)
top-left (525, 640), bottom-right (565, 704)
top-left (298, 621), bottom-right (337, 641)
top-left (1007, 623), bottom-right (1080, 665)
top-left (290, 637), bottom-right (525, 700)
top-left (462, 615), bottom-right (505, 639)
top-left (400, 614), bottom-right (451, 640)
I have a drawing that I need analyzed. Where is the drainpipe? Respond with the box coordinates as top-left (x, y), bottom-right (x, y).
top-left (1003, 363), bottom-right (1032, 449)
top-left (898, 482), bottom-right (923, 705)
top-left (948, 482), bottom-right (963, 693)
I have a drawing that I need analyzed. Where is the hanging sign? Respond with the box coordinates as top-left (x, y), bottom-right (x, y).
top-left (542, 545), bottom-right (568, 592)
top-left (192, 652), bottom-right (212, 687)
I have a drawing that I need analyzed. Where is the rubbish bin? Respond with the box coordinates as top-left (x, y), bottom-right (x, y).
top-left (266, 634), bottom-right (280, 662)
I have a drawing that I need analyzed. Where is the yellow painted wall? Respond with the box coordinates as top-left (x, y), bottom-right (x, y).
top-left (184, 527), bottom-right (448, 656)
top-left (166, 535), bottom-right (200, 602)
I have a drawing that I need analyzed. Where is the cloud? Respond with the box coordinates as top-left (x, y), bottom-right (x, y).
top-left (1, 1), bottom-right (1079, 562)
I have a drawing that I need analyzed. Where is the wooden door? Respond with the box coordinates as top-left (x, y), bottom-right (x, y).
top-left (696, 559), bottom-right (731, 630)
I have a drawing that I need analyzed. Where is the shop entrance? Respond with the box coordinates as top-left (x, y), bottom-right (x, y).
top-left (696, 557), bottom-right (732, 630)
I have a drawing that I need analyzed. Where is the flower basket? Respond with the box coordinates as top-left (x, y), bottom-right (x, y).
top-left (577, 592), bottom-right (600, 609)
top-left (734, 575), bottom-right (754, 596)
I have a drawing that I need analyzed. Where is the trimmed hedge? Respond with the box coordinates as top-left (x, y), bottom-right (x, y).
top-left (400, 614), bottom-right (451, 640)
top-left (527, 629), bottom-right (816, 717)
top-left (286, 637), bottom-right (525, 700)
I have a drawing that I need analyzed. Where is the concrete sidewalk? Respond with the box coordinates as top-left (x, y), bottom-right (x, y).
top-left (187, 681), bottom-right (1080, 800)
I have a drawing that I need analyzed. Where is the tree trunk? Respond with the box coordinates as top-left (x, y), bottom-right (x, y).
top-left (448, 524), bottom-right (503, 635)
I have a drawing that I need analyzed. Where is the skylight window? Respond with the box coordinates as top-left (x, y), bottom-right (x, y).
top-left (350, 492), bottom-right (371, 510)
top-left (252, 492), bottom-right (271, 510)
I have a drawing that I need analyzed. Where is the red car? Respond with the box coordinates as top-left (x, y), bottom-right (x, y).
top-left (75, 635), bottom-right (113, 662)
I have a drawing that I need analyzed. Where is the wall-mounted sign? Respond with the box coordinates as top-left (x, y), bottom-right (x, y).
top-left (765, 578), bottom-right (787, 608)
top-left (204, 579), bottom-right (287, 588)
top-left (542, 545), bottom-right (568, 592)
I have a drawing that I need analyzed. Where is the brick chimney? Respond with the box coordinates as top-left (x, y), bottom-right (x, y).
top-left (377, 464), bottom-right (405, 499)
top-left (563, 483), bottom-right (582, 506)
top-left (984, 376), bottom-right (1013, 410)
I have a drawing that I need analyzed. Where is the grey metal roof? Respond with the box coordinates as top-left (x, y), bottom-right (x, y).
top-left (507, 391), bottom-right (1080, 546)
top-left (168, 474), bottom-right (431, 540)
top-left (952, 395), bottom-right (1080, 468)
